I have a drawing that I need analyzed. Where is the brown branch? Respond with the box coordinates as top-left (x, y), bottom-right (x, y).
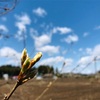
top-left (0, 0), bottom-right (18, 16)
top-left (3, 80), bottom-right (20, 100)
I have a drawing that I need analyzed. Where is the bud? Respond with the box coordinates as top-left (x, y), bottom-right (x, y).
top-left (18, 49), bottom-right (42, 84)
top-left (32, 52), bottom-right (42, 62)
top-left (28, 52), bottom-right (42, 69)
top-left (21, 48), bottom-right (28, 65)
top-left (21, 57), bottom-right (30, 74)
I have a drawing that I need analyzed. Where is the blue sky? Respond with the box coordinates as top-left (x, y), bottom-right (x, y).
top-left (0, 0), bottom-right (100, 74)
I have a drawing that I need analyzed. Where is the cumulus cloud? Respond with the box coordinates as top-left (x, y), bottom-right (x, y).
top-left (0, 25), bottom-right (8, 39)
top-left (30, 26), bottom-right (73, 55)
top-left (83, 32), bottom-right (89, 37)
top-left (64, 59), bottom-right (73, 67)
top-left (39, 56), bottom-right (73, 66)
top-left (64, 34), bottom-right (79, 44)
top-left (52, 27), bottom-right (72, 34)
top-left (15, 13), bottom-right (31, 26)
top-left (15, 13), bottom-right (31, 40)
top-left (33, 7), bottom-right (47, 17)
top-left (0, 47), bottom-right (21, 58)
top-left (40, 56), bottom-right (63, 65)
top-left (79, 48), bottom-right (83, 52)
top-left (77, 44), bottom-right (100, 66)
top-left (0, 25), bottom-right (8, 33)
top-left (31, 33), bottom-right (60, 55)
top-left (92, 44), bottom-right (100, 57)
top-left (0, 47), bottom-right (21, 65)
top-left (86, 48), bottom-right (92, 55)
top-left (78, 56), bottom-right (92, 65)
top-left (37, 45), bottom-right (60, 55)
top-left (30, 28), bottom-right (38, 36)
top-left (31, 34), bottom-right (51, 48)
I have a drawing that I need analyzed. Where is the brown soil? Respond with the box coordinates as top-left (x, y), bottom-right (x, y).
top-left (0, 77), bottom-right (100, 100)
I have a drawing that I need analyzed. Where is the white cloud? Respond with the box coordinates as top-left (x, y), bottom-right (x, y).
top-left (78, 56), bottom-right (92, 65)
top-left (0, 25), bottom-right (8, 33)
top-left (0, 47), bottom-right (21, 65)
top-left (37, 45), bottom-right (60, 55)
top-left (33, 7), bottom-right (47, 17)
top-left (16, 22), bottom-right (26, 31)
top-left (94, 26), bottom-right (100, 30)
top-left (79, 47), bottom-right (95, 57)
top-left (0, 47), bottom-right (21, 58)
top-left (64, 59), bottom-right (73, 66)
top-left (14, 30), bottom-right (26, 41)
top-left (30, 28), bottom-right (38, 36)
top-left (31, 33), bottom-right (60, 55)
top-left (86, 48), bottom-right (92, 55)
top-left (77, 44), bottom-right (100, 66)
top-left (15, 13), bottom-right (31, 40)
top-left (40, 56), bottom-right (64, 65)
top-left (79, 48), bottom-right (83, 52)
top-left (15, 13), bottom-right (31, 26)
top-left (52, 27), bottom-right (72, 34)
top-left (92, 44), bottom-right (100, 57)
top-left (83, 32), bottom-right (89, 37)
top-left (97, 56), bottom-right (100, 60)
top-left (39, 56), bottom-right (73, 66)
top-left (32, 34), bottom-right (51, 48)
top-left (64, 34), bottom-right (79, 44)
top-left (62, 50), bottom-right (67, 55)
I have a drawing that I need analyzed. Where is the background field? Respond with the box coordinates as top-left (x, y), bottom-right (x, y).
top-left (0, 77), bottom-right (100, 100)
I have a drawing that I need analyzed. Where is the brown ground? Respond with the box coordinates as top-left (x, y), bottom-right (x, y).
top-left (0, 77), bottom-right (100, 100)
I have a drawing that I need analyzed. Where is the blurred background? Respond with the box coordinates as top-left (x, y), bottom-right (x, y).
top-left (1, 1), bottom-right (100, 100)
top-left (0, 0), bottom-right (100, 77)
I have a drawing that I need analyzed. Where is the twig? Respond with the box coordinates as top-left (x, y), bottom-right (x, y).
top-left (2, 49), bottom-right (42, 100)
top-left (3, 80), bottom-right (20, 100)
top-left (0, 0), bottom-right (18, 16)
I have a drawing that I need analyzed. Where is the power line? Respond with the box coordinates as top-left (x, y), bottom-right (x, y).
top-left (79, 56), bottom-right (98, 74)
top-left (70, 64), bottom-right (80, 73)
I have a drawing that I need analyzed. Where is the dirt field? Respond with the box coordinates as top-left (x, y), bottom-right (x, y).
top-left (0, 77), bottom-right (100, 100)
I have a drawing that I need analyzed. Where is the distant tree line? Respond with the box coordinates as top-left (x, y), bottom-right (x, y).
top-left (0, 65), bottom-right (20, 78)
top-left (38, 65), bottom-right (54, 75)
top-left (0, 65), bottom-right (54, 78)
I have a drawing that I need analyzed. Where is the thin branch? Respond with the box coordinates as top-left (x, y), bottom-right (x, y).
top-left (3, 80), bottom-right (20, 100)
top-left (0, 0), bottom-right (18, 16)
